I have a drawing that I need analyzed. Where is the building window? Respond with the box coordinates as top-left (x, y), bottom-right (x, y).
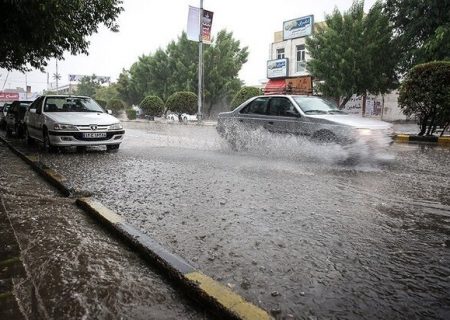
top-left (296, 44), bottom-right (306, 72)
top-left (276, 48), bottom-right (285, 59)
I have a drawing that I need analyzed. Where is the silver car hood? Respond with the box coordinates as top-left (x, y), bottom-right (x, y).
top-left (308, 114), bottom-right (392, 129)
top-left (46, 112), bottom-right (120, 125)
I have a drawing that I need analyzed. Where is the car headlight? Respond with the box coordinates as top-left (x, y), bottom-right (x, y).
top-left (356, 128), bottom-right (372, 136)
top-left (54, 123), bottom-right (77, 130)
top-left (109, 123), bottom-right (123, 130)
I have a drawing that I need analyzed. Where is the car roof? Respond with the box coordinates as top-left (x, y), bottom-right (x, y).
top-left (255, 94), bottom-right (315, 98)
top-left (44, 95), bottom-right (91, 99)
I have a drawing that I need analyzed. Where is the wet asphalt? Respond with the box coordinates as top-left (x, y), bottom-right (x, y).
top-left (0, 141), bottom-right (211, 319)
top-left (2, 121), bottom-right (450, 319)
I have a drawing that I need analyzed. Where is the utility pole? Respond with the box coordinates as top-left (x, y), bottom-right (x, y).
top-left (197, 0), bottom-right (203, 122)
top-left (55, 60), bottom-right (59, 94)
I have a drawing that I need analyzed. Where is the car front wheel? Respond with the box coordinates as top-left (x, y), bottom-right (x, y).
top-left (43, 130), bottom-right (57, 153)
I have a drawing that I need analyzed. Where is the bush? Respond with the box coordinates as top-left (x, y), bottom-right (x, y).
top-left (96, 99), bottom-right (107, 109)
top-left (230, 87), bottom-right (262, 110)
top-left (165, 91), bottom-right (197, 114)
top-left (107, 99), bottom-right (125, 116)
top-left (126, 109), bottom-right (137, 120)
top-left (140, 95), bottom-right (165, 118)
top-left (399, 61), bottom-right (450, 136)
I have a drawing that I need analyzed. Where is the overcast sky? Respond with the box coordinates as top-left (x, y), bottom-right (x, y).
top-left (0, 0), bottom-right (376, 93)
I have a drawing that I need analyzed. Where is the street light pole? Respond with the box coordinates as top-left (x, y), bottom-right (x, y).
top-left (56, 60), bottom-right (59, 94)
top-left (197, 0), bottom-right (203, 122)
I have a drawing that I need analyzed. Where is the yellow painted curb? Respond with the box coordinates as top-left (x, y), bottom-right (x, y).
top-left (26, 155), bottom-right (39, 162)
top-left (395, 134), bottom-right (410, 142)
top-left (186, 271), bottom-right (272, 320)
top-left (79, 198), bottom-right (123, 224)
top-left (438, 137), bottom-right (450, 144)
top-left (43, 168), bottom-right (67, 182)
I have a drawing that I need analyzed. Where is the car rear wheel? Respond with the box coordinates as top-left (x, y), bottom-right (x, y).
top-left (5, 126), bottom-right (12, 136)
top-left (106, 144), bottom-right (120, 151)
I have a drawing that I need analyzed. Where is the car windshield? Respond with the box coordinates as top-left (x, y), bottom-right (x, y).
top-left (293, 96), bottom-right (346, 115)
top-left (44, 97), bottom-right (104, 113)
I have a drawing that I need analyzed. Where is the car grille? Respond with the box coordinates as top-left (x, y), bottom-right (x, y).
top-left (75, 125), bottom-right (109, 131)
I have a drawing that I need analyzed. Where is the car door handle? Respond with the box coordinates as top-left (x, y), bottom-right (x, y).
top-left (268, 121), bottom-right (274, 125)
top-left (239, 119), bottom-right (243, 122)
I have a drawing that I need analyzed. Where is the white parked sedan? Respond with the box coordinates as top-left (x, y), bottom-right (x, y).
top-left (24, 95), bottom-right (125, 152)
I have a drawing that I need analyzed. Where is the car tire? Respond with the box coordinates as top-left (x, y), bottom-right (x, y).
top-left (5, 126), bottom-right (12, 136)
top-left (43, 129), bottom-right (57, 153)
top-left (106, 144), bottom-right (120, 151)
top-left (24, 126), bottom-right (34, 145)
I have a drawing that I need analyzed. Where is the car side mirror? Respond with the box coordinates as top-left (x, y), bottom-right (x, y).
top-left (107, 109), bottom-right (112, 115)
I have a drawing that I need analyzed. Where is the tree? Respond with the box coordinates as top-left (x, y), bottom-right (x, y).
top-left (203, 30), bottom-right (249, 116)
top-left (306, 0), bottom-right (398, 108)
top-left (165, 91), bottom-right (198, 115)
top-left (398, 61), bottom-right (450, 136)
top-left (0, 0), bottom-right (123, 71)
top-left (384, 0), bottom-right (450, 73)
top-left (140, 95), bottom-right (165, 119)
top-left (94, 84), bottom-right (119, 103)
top-left (107, 99), bottom-right (125, 116)
top-left (116, 69), bottom-right (141, 106)
top-left (75, 75), bottom-right (102, 97)
top-left (230, 87), bottom-right (262, 110)
top-left (124, 30), bottom-right (248, 117)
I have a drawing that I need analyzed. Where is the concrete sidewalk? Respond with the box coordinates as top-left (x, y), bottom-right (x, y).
top-left (0, 143), bottom-right (210, 319)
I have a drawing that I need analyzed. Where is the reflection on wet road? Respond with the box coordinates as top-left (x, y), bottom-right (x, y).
top-left (13, 122), bottom-right (450, 319)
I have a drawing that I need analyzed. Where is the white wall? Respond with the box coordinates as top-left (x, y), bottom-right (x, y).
top-left (341, 92), bottom-right (410, 122)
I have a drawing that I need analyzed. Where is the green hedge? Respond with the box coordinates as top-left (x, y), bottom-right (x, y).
top-left (126, 109), bottom-right (137, 120)
top-left (230, 87), bottom-right (262, 110)
top-left (165, 91), bottom-right (197, 114)
top-left (140, 95), bottom-right (165, 117)
top-left (399, 61), bottom-right (450, 136)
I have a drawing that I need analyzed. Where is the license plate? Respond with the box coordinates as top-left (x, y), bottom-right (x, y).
top-left (83, 132), bottom-right (107, 138)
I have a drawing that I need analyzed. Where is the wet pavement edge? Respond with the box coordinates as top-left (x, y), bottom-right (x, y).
top-left (0, 136), bottom-right (273, 320)
top-left (394, 134), bottom-right (450, 145)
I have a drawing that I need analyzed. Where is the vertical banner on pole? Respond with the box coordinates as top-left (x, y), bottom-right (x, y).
top-left (187, 6), bottom-right (213, 44)
top-left (187, 6), bottom-right (200, 42)
top-left (201, 9), bottom-right (213, 44)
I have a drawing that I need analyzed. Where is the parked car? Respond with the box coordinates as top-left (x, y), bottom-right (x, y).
top-left (166, 113), bottom-right (178, 121)
top-left (5, 100), bottom-right (33, 137)
top-left (216, 95), bottom-right (394, 149)
top-left (181, 113), bottom-right (198, 122)
top-left (23, 95), bottom-right (125, 152)
top-left (0, 102), bottom-right (12, 129)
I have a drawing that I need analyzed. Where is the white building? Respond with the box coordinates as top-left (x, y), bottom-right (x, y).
top-left (266, 16), bottom-right (408, 121)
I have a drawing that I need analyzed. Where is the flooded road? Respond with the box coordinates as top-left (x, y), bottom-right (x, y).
top-left (7, 121), bottom-right (450, 319)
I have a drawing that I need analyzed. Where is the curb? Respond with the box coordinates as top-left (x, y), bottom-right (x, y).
top-left (0, 136), bottom-right (272, 320)
top-left (0, 136), bottom-right (90, 197)
top-left (76, 198), bottom-right (272, 320)
top-left (394, 134), bottom-right (450, 145)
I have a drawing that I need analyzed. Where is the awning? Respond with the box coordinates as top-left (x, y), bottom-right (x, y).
top-left (264, 79), bottom-right (286, 94)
